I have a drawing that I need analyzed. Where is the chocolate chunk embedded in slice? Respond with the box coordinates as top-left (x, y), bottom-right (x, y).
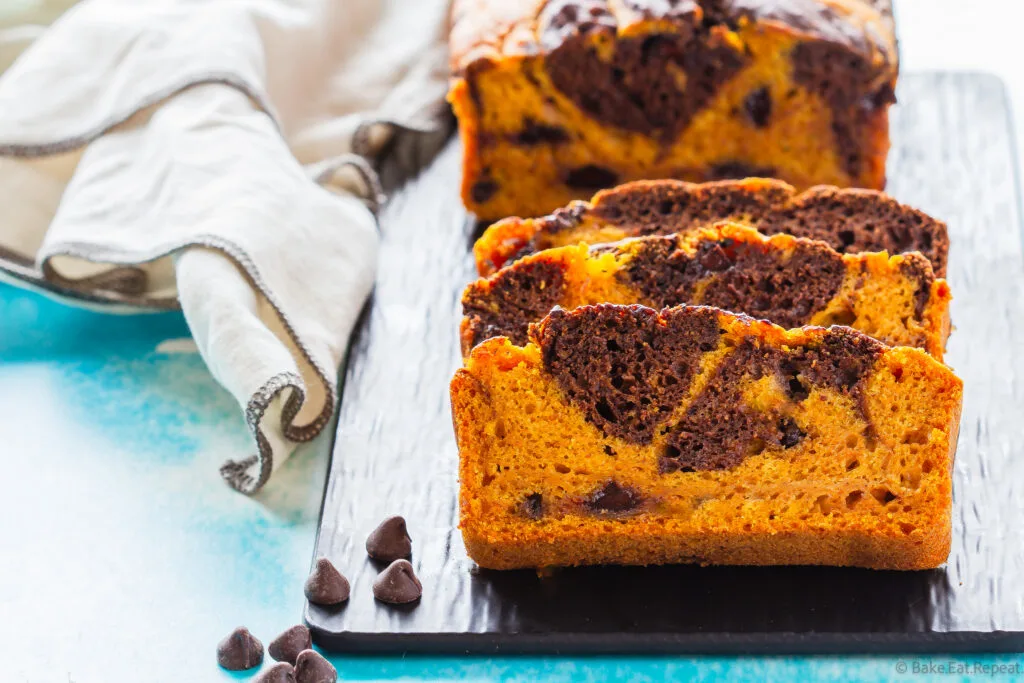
top-left (216, 626), bottom-right (264, 671)
top-left (743, 86), bottom-right (772, 128)
top-left (268, 625), bottom-right (312, 665)
top-left (303, 557), bottom-right (350, 606)
top-left (512, 117), bottom-right (570, 145)
top-left (366, 516), bottom-right (413, 562)
top-left (522, 493), bottom-right (544, 519)
top-left (565, 164), bottom-right (620, 191)
top-left (470, 178), bottom-right (499, 204)
top-left (779, 417), bottom-right (806, 449)
top-left (585, 481), bottom-right (643, 515)
top-left (372, 559), bottom-right (423, 605)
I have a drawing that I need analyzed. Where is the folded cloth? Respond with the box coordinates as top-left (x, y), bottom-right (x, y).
top-left (0, 0), bottom-right (453, 493)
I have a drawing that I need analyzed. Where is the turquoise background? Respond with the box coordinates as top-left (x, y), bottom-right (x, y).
top-left (0, 280), bottom-right (1021, 681)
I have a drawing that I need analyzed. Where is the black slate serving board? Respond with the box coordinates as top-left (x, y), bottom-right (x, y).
top-left (305, 73), bottom-right (1024, 653)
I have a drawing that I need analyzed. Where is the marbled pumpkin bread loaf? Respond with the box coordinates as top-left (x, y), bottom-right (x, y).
top-left (450, 0), bottom-right (898, 220)
top-left (462, 223), bottom-right (952, 359)
top-left (452, 304), bottom-right (963, 570)
top-left (474, 178), bottom-right (949, 277)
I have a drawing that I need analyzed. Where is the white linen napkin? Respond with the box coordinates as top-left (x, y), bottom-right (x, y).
top-left (0, 0), bottom-right (453, 493)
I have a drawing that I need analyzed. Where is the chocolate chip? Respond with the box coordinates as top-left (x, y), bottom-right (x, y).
top-left (216, 626), bottom-right (264, 671)
top-left (470, 179), bottom-right (499, 204)
top-left (522, 493), bottom-right (544, 519)
top-left (564, 165), bottom-right (619, 191)
top-left (512, 118), bottom-right (570, 145)
top-left (779, 418), bottom-right (806, 448)
top-left (586, 481), bottom-right (641, 514)
top-left (268, 625), bottom-right (312, 665)
top-left (743, 86), bottom-right (772, 128)
top-left (254, 662), bottom-right (297, 683)
top-left (696, 241), bottom-right (734, 272)
top-left (366, 516), bottom-right (413, 562)
top-left (294, 649), bottom-right (337, 683)
top-left (303, 558), bottom-right (350, 606)
top-left (870, 83), bottom-right (897, 109)
top-left (781, 362), bottom-right (809, 401)
top-left (372, 559), bottom-right (423, 604)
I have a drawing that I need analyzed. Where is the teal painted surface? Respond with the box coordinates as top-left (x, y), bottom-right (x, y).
top-left (1, 280), bottom-right (1021, 682)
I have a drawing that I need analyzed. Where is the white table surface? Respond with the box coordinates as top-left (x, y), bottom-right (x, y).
top-left (898, 1), bottom-right (1023, 185)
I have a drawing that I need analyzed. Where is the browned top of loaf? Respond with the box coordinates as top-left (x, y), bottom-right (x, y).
top-left (449, 0), bottom-right (897, 79)
top-left (495, 178), bottom-right (950, 277)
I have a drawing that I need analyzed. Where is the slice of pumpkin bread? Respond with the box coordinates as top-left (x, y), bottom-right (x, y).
top-left (473, 179), bottom-right (949, 277)
top-left (452, 304), bottom-right (962, 570)
top-left (462, 223), bottom-right (951, 359)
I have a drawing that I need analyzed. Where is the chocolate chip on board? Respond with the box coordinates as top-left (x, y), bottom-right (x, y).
top-left (294, 649), bottom-right (338, 683)
top-left (216, 626), bottom-right (264, 671)
top-left (365, 516), bottom-right (413, 562)
top-left (254, 661), bottom-right (297, 683)
top-left (303, 557), bottom-right (351, 606)
top-left (268, 624), bottom-right (313, 665)
top-left (372, 559), bottom-right (423, 604)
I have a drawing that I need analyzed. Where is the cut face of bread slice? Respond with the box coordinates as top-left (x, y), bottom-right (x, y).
top-left (452, 304), bottom-right (962, 570)
top-left (473, 179), bottom-right (949, 277)
top-left (462, 223), bottom-right (951, 360)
